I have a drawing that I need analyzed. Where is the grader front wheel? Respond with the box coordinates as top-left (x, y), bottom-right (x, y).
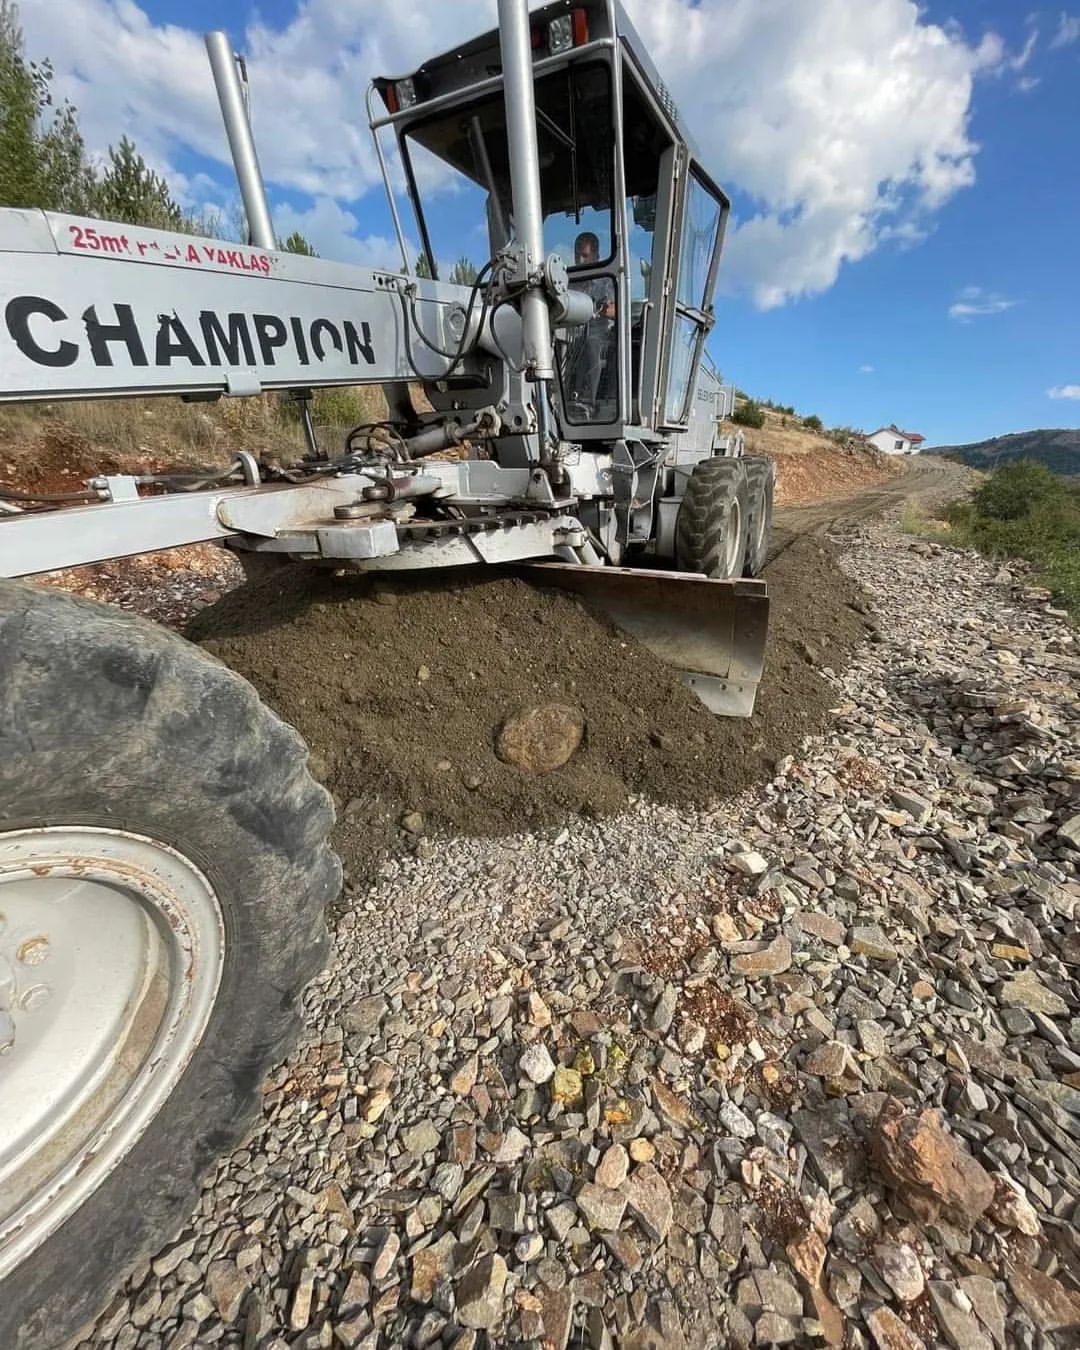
top-left (674, 456), bottom-right (751, 580)
top-left (0, 581), bottom-right (339, 1350)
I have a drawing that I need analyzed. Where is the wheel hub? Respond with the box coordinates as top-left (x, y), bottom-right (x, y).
top-left (0, 827), bottom-right (224, 1277)
top-left (725, 498), bottom-right (743, 575)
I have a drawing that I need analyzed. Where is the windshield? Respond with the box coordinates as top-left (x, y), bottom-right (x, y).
top-left (401, 62), bottom-right (614, 279)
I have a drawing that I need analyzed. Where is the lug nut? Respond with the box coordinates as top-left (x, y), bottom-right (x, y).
top-left (17, 936), bottom-right (49, 966)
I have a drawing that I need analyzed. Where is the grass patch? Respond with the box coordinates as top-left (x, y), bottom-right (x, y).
top-left (932, 461), bottom-right (1080, 619)
top-left (0, 385), bottom-right (393, 484)
top-left (899, 500), bottom-right (958, 546)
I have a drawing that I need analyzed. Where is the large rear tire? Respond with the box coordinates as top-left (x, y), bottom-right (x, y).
top-left (742, 455), bottom-right (775, 577)
top-left (675, 456), bottom-right (750, 579)
top-left (0, 580), bottom-right (340, 1350)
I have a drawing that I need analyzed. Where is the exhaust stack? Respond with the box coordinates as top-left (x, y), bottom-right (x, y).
top-left (205, 31), bottom-right (276, 251)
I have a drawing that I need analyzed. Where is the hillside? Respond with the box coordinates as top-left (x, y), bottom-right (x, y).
top-left (926, 427), bottom-right (1080, 475)
top-left (735, 408), bottom-right (903, 505)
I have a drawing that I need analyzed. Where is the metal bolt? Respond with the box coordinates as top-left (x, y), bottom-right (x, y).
top-left (17, 936), bottom-right (49, 966)
top-left (20, 984), bottom-right (50, 1012)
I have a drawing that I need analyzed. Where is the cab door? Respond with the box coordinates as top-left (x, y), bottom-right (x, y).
top-left (657, 159), bottom-right (729, 430)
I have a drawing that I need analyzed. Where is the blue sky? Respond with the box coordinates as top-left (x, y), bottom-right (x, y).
top-left (725, 2), bottom-right (1080, 446)
top-left (19, 0), bottom-right (1080, 447)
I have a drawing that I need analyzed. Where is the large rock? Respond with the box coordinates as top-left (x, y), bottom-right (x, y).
top-left (793, 1102), bottom-right (864, 1190)
top-left (850, 924), bottom-right (899, 961)
top-left (999, 972), bottom-right (1069, 1017)
top-left (1057, 813), bottom-right (1080, 848)
top-left (1007, 1265), bottom-right (1080, 1333)
top-left (205, 1260), bottom-right (248, 1323)
top-left (495, 703), bottom-right (584, 773)
top-left (457, 1253), bottom-right (508, 1330)
top-left (786, 1230), bottom-right (844, 1348)
top-left (928, 1282), bottom-right (994, 1350)
top-left (870, 1098), bottom-right (995, 1230)
top-left (873, 1241), bottom-right (924, 1303)
top-left (624, 1163), bottom-right (673, 1242)
top-left (595, 1144), bottom-right (629, 1189)
top-left (576, 1182), bottom-right (627, 1232)
top-left (519, 1043), bottom-right (556, 1084)
top-left (866, 1306), bottom-right (927, 1350)
top-left (732, 935), bottom-right (792, 979)
top-left (797, 911), bottom-right (845, 947)
top-left (343, 994), bottom-right (387, 1036)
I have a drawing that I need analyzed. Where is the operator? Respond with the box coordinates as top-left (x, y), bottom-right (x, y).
top-left (568, 230), bottom-right (616, 419)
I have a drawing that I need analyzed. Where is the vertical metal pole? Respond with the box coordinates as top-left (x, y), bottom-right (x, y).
top-left (496, 0), bottom-right (554, 383)
top-left (366, 84), bottom-right (412, 275)
top-left (205, 32), bottom-right (276, 251)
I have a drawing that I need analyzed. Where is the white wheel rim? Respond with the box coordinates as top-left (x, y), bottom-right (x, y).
top-left (754, 494), bottom-right (767, 553)
top-left (724, 498), bottom-right (743, 575)
top-left (0, 827), bottom-right (224, 1277)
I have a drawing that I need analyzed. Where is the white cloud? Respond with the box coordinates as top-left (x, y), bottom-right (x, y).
top-left (19, 0), bottom-right (1005, 308)
top-left (1051, 12), bottom-right (1080, 47)
top-left (272, 196), bottom-right (411, 268)
top-left (859, 365), bottom-right (875, 374)
top-left (1048, 384), bottom-right (1080, 400)
top-left (1009, 28), bottom-right (1040, 70)
top-left (627, 0), bottom-right (998, 306)
top-left (948, 286), bottom-right (1021, 321)
top-left (1017, 75), bottom-right (1042, 92)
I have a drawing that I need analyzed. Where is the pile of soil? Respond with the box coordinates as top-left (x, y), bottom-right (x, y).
top-left (189, 535), bottom-right (871, 885)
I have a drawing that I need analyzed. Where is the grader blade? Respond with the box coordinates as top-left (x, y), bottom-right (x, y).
top-left (517, 563), bottom-right (770, 718)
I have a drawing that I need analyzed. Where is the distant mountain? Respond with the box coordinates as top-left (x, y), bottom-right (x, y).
top-left (925, 428), bottom-right (1080, 475)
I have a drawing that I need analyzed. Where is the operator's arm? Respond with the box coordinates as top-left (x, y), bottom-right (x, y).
top-left (575, 276), bottom-right (616, 319)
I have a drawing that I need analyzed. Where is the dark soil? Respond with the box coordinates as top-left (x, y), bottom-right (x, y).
top-left (189, 535), bottom-right (870, 886)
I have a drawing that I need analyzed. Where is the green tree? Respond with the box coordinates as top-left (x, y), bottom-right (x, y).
top-left (92, 136), bottom-right (184, 231)
top-left (40, 97), bottom-right (94, 213)
top-left (414, 251), bottom-right (433, 279)
top-left (280, 230), bottom-right (318, 256)
top-left (732, 399), bottom-right (765, 429)
top-left (0, 0), bottom-right (93, 212)
top-left (0, 2), bottom-right (41, 207)
top-left (448, 255), bottom-right (479, 286)
top-left (803, 414), bottom-right (823, 433)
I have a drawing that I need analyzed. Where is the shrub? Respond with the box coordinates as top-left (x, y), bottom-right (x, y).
top-left (732, 399), bottom-right (765, 429)
top-left (944, 462), bottom-right (1080, 618)
top-left (971, 459), bottom-right (1057, 521)
top-left (803, 414), bottom-right (823, 433)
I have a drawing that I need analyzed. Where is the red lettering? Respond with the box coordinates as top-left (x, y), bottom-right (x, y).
top-left (186, 244), bottom-right (201, 263)
top-left (225, 250), bottom-right (242, 268)
top-left (68, 224), bottom-right (86, 249)
top-left (259, 256), bottom-right (270, 274)
top-left (203, 246), bottom-right (216, 263)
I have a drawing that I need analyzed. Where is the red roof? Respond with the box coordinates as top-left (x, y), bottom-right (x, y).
top-left (870, 424), bottom-right (925, 443)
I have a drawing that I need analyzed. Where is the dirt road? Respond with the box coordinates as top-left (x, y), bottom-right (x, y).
top-left (767, 453), bottom-right (963, 562)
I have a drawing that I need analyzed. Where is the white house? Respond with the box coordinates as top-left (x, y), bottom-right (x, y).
top-left (867, 425), bottom-right (926, 456)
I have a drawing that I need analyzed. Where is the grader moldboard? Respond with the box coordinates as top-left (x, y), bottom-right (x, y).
top-left (0, 1), bottom-right (774, 1342)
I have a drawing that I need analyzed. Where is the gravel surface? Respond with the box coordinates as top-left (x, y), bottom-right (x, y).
top-left (36, 543), bottom-right (242, 628)
top-left (78, 510), bottom-right (1079, 1350)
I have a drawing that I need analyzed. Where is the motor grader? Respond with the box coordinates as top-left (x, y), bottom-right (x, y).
top-left (0, 1), bottom-right (774, 1343)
